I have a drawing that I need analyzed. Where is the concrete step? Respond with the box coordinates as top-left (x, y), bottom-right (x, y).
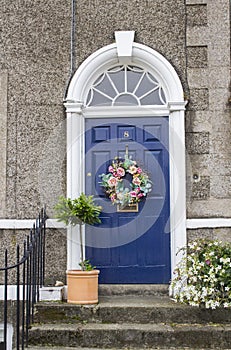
top-left (28, 322), bottom-right (231, 349)
top-left (31, 295), bottom-right (231, 349)
top-left (98, 284), bottom-right (169, 296)
top-left (26, 346), bottom-right (230, 350)
top-left (26, 347), bottom-right (231, 350)
top-left (34, 296), bottom-right (231, 325)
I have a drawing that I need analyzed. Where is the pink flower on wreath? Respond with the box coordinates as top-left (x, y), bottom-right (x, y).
top-left (137, 193), bottom-right (144, 198)
top-left (117, 167), bottom-right (125, 177)
top-left (129, 165), bottom-right (137, 174)
top-left (137, 167), bottom-right (142, 174)
top-left (108, 165), bottom-right (114, 173)
top-left (130, 191), bottom-right (137, 197)
top-left (132, 177), bottom-right (141, 186)
top-left (108, 177), bottom-right (118, 187)
top-left (110, 193), bottom-right (117, 202)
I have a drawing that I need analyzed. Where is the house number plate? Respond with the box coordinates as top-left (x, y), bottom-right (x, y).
top-left (123, 131), bottom-right (130, 138)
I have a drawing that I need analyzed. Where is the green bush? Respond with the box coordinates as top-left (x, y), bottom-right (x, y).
top-left (54, 193), bottom-right (102, 226)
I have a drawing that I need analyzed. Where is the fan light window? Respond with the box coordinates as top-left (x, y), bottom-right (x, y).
top-left (86, 65), bottom-right (166, 107)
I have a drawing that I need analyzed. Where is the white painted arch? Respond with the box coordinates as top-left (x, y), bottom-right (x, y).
top-left (67, 42), bottom-right (184, 104)
top-left (65, 38), bottom-right (187, 282)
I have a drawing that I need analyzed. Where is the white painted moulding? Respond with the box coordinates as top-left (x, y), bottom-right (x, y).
top-left (187, 218), bottom-right (231, 229)
top-left (115, 30), bottom-right (135, 64)
top-left (0, 218), bottom-right (231, 230)
top-left (0, 219), bottom-right (65, 229)
top-left (0, 285), bottom-right (65, 301)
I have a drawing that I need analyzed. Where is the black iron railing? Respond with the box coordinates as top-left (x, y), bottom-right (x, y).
top-left (0, 208), bottom-right (47, 350)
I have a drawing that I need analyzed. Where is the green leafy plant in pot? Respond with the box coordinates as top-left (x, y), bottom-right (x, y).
top-left (54, 193), bottom-right (102, 304)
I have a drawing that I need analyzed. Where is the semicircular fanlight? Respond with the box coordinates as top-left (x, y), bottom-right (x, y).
top-left (86, 65), bottom-right (166, 107)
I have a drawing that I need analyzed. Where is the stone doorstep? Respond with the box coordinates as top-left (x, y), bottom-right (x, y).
top-left (26, 348), bottom-right (231, 350)
top-left (27, 322), bottom-right (231, 349)
top-left (34, 296), bottom-right (231, 325)
top-left (38, 284), bottom-right (169, 303)
top-left (98, 284), bottom-right (169, 296)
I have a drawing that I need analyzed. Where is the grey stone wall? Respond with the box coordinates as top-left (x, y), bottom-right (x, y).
top-left (0, 0), bottom-right (187, 219)
top-left (185, 0), bottom-right (231, 218)
top-left (0, 0), bottom-right (71, 219)
top-left (0, 228), bottom-right (67, 285)
top-left (188, 227), bottom-right (231, 243)
top-left (0, 0), bottom-right (230, 277)
top-left (76, 0), bottom-right (187, 89)
top-left (1, 0), bottom-right (229, 221)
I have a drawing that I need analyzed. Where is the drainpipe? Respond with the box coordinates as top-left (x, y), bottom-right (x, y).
top-left (64, 0), bottom-right (76, 99)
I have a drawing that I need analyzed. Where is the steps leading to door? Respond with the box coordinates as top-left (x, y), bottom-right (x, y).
top-left (28, 294), bottom-right (231, 349)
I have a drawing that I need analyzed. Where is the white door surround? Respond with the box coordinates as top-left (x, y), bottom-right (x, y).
top-left (64, 32), bottom-right (187, 280)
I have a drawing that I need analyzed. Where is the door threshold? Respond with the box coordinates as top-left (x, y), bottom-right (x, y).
top-left (99, 284), bottom-right (169, 296)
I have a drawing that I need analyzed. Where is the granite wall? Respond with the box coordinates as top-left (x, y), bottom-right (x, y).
top-left (0, 0), bottom-right (71, 219)
top-left (185, 0), bottom-right (231, 218)
top-left (0, 0), bottom-right (188, 220)
top-left (2, 0), bottom-right (230, 220)
top-left (75, 0), bottom-right (187, 87)
top-left (0, 0), bottom-right (230, 277)
top-left (0, 228), bottom-right (67, 285)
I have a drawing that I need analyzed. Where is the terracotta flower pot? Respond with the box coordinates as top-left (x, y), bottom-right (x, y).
top-left (66, 269), bottom-right (100, 304)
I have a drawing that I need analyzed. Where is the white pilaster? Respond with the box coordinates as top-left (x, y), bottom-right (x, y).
top-left (168, 106), bottom-right (187, 277)
top-left (65, 101), bottom-right (85, 270)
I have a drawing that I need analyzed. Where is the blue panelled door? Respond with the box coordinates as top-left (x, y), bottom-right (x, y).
top-left (85, 117), bottom-right (170, 283)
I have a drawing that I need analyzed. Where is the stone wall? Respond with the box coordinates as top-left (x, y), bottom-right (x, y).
top-left (0, 228), bottom-right (67, 285)
top-left (0, 0), bottom-right (230, 278)
top-left (0, 0), bottom-right (187, 220)
top-left (185, 0), bottom-right (231, 218)
top-left (1, 0), bottom-right (230, 221)
top-left (75, 0), bottom-right (187, 88)
top-left (188, 227), bottom-right (231, 243)
top-left (0, 0), bottom-right (70, 219)
top-left (0, 0), bottom-right (185, 219)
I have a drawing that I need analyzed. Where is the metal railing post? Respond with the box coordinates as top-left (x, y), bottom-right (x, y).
top-left (3, 250), bottom-right (8, 350)
top-left (16, 245), bottom-right (20, 350)
top-left (0, 207), bottom-right (47, 349)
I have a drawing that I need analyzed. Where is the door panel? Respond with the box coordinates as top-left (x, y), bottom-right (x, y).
top-left (85, 117), bottom-right (170, 283)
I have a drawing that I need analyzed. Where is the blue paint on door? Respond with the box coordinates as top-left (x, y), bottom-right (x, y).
top-left (85, 117), bottom-right (170, 284)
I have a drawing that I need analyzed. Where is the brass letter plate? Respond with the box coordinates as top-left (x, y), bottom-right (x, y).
top-left (117, 203), bottom-right (138, 212)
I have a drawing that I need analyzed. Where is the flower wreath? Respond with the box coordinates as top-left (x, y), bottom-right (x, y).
top-left (99, 155), bottom-right (152, 207)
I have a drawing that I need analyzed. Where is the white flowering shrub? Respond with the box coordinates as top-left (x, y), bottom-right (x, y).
top-left (171, 239), bottom-right (231, 309)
